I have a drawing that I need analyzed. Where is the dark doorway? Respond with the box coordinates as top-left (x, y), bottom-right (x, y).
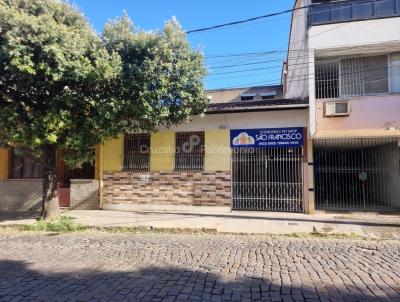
top-left (314, 138), bottom-right (400, 211)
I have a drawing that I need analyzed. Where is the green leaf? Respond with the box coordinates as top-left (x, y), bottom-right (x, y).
top-left (46, 133), bottom-right (57, 143)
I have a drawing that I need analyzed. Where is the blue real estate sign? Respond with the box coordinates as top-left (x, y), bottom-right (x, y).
top-left (230, 127), bottom-right (304, 148)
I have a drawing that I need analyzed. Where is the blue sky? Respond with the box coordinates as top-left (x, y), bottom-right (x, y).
top-left (71, 0), bottom-right (294, 90)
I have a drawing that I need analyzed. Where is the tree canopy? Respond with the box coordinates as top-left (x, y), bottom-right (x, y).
top-left (0, 0), bottom-right (208, 218)
top-left (102, 15), bottom-right (208, 134)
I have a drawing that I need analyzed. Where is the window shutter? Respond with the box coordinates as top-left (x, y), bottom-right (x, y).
top-left (362, 55), bottom-right (388, 95)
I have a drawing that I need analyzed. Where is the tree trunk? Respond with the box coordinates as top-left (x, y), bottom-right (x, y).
top-left (40, 145), bottom-right (59, 220)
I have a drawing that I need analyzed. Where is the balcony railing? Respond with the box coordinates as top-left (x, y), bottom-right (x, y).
top-left (308, 0), bottom-right (400, 26)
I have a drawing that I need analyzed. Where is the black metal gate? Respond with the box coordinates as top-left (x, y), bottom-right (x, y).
top-left (232, 147), bottom-right (304, 212)
top-left (314, 138), bottom-right (400, 211)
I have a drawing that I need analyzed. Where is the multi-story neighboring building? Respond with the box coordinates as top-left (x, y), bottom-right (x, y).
top-left (284, 0), bottom-right (400, 211)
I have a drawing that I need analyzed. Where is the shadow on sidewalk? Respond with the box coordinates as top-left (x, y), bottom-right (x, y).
top-left (0, 259), bottom-right (397, 301)
top-left (0, 212), bottom-right (38, 223)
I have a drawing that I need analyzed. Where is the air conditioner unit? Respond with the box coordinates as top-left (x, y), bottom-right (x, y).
top-left (324, 101), bottom-right (350, 117)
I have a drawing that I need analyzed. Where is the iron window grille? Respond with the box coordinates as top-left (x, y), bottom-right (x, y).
top-left (123, 134), bottom-right (151, 172)
top-left (175, 132), bottom-right (205, 171)
top-left (315, 61), bottom-right (340, 99)
top-left (58, 149), bottom-right (95, 187)
top-left (59, 162), bottom-right (95, 186)
top-left (315, 53), bottom-right (400, 99)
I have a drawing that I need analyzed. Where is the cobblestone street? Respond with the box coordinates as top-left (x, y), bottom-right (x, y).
top-left (0, 232), bottom-right (399, 302)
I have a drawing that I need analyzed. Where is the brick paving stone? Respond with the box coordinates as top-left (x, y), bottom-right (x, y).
top-left (0, 232), bottom-right (399, 301)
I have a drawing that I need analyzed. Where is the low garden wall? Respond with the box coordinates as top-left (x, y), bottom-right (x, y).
top-left (0, 180), bottom-right (42, 213)
top-left (70, 179), bottom-right (100, 210)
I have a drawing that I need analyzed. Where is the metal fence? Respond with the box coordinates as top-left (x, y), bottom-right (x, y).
top-left (314, 138), bottom-right (400, 211)
top-left (175, 132), bottom-right (205, 171)
top-left (58, 162), bottom-right (95, 186)
top-left (123, 134), bottom-right (151, 172)
top-left (232, 147), bottom-right (304, 212)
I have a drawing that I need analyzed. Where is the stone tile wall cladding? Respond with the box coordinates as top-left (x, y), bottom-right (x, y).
top-left (70, 179), bottom-right (100, 210)
top-left (103, 171), bottom-right (231, 206)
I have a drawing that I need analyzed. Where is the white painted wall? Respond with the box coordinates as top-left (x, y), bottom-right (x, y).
top-left (159, 109), bottom-right (308, 132)
top-left (285, 0), bottom-right (310, 100)
top-left (308, 49), bottom-right (316, 137)
top-left (309, 17), bottom-right (400, 53)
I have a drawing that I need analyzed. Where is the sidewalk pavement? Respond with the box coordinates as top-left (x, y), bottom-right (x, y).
top-left (1, 205), bottom-right (400, 238)
top-left (70, 205), bottom-right (400, 238)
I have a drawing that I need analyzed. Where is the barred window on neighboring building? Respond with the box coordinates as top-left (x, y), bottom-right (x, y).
top-left (11, 149), bottom-right (43, 179)
top-left (315, 61), bottom-right (340, 99)
top-left (175, 132), bottom-right (205, 171)
top-left (123, 134), bottom-right (151, 171)
top-left (341, 55), bottom-right (388, 97)
top-left (315, 54), bottom-right (398, 99)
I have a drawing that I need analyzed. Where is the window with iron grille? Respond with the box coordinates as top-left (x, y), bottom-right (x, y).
top-left (341, 55), bottom-right (388, 97)
top-left (315, 54), bottom-right (398, 99)
top-left (175, 132), bottom-right (205, 171)
top-left (315, 61), bottom-right (340, 99)
top-left (123, 134), bottom-right (151, 171)
top-left (11, 149), bottom-right (43, 179)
